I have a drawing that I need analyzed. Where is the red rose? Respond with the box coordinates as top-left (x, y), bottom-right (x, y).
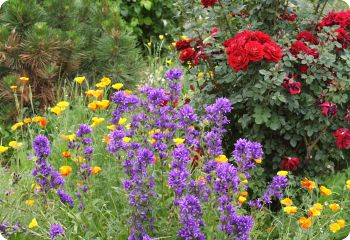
top-left (225, 38), bottom-right (246, 54)
top-left (290, 40), bottom-right (308, 56)
top-left (201, 0), bottom-right (217, 8)
top-left (335, 27), bottom-right (350, 49)
top-left (299, 64), bottom-right (309, 74)
top-left (244, 41), bottom-right (264, 62)
top-left (319, 11), bottom-right (338, 28)
top-left (179, 48), bottom-right (196, 62)
top-left (290, 40), bottom-right (319, 58)
top-left (280, 157), bottom-right (300, 171)
top-left (335, 10), bottom-right (350, 28)
top-left (175, 39), bottom-right (194, 51)
top-left (319, 102), bottom-right (337, 116)
top-left (333, 128), bottom-right (350, 149)
top-left (289, 82), bottom-right (301, 95)
top-left (254, 31), bottom-right (271, 44)
top-left (227, 49), bottom-right (249, 72)
top-left (306, 48), bottom-right (319, 58)
top-left (263, 42), bottom-right (282, 63)
top-left (281, 12), bottom-right (297, 22)
top-left (297, 31), bottom-right (319, 45)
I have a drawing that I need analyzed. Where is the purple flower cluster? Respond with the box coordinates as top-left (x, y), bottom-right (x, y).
top-left (104, 68), bottom-right (283, 239)
top-left (261, 175), bottom-right (288, 204)
top-left (232, 138), bottom-right (264, 177)
top-left (0, 222), bottom-right (25, 237)
top-left (49, 224), bottom-right (65, 239)
top-left (32, 135), bottom-right (64, 192)
top-left (32, 135), bottom-right (75, 209)
top-left (165, 68), bottom-right (183, 80)
top-left (204, 98), bottom-right (233, 126)
top-left (168, 144), bottom-right (190, 198)
top-left (213, 162), bottom-right (240, 195)
top-left (202, 98), bottom-right (233, 158)
top-left (177, 195), bottom-right (205, 240)
top-left (68, 124), bottom-right (96, 209)
top-left (121, 148), bottom-right (156, 239)
top-left (111, 90), bottom-right (139, 123)
top-left (57, 189), bottom-right (74, 208)
top-left (217, 196), bottom-right (253, 240)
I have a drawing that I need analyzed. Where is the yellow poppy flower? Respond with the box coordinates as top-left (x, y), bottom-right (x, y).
top-left (88, 101), bottom-right (98, 111)
top-left (297, 217), bottom-right (312, 229)
top-left (122, 137), bottom-right (131, 143)
top-left (277, 171), bottom-right (288, 176)
top-left (166, 59), bottom-right (173, 65)
top-left (20, 76), bottom-right (29, 82)
top-left (329, 222), bottom-right (341, 233)
top-left (100, 77), bottom-right (111, 85)
top-left (0, 146), bottom-right (9, 153)
top-left (23, 118), bottom-right (31, 124)
top-left (159, 35), bottom-right (164, 40)
top-left (25, 199), bottom-right (35, 207)
top-left (74, 76), bottom-right (85, 84)
top-left (112, 83), bottom-right (124, 90)
top-left (308, 207), bottom-right (321, 217)
top-left (147, 41), bottom-right (152, 47)
top-left (238, 196), bottom-right (247, 204)
top-left (283, 206), bottom-right (298, 215)
top-left (91, 166), bottom-right (102, 175)
top-left (9, 141), bottom-right (23, 149)
top-left (51, 106), bottom-right (64, 115)
top-left (107, 125), bottom-right (116, 130)
top-left (118, 118), bottom-right (127, 125)
top-left (329, 203), bottom-right (341, 212)
top-left (300, 178), bottom-right (316, 192)
top-left (215, 155), bottom-right (228, 163)
top-left (10, 85), bottom-right (17, 91)
top-left (11, 122), bottom-right (24, 131)
top-left (95, 82), bottom-right (107, 88)
top-left (313, 203), bottom-right (323, 210)
top-left (91, 117), bottom-right (105, 127)
top-left (346, 180), bottom-right (350, 190)
top-left (240, 191), bottom-right (248, 197)
top-left (57, 101), bottom-right (69, 108)
top-left (96, 100), bottom-right (110, 110)
top-left (255, 158), bottom-right (262, 164)
top-left (32, 116), bottom-right (43, 122)
top-left (320, 186), bottom-right (332, 196)
top-left (59, 166), bottom-right (72, 177)
top-left (173, 138), bottom-right (185, 146)
top-left (28, 218), bottom-right (38, 229)
top-left (280, 198), bottom-right (293, 206)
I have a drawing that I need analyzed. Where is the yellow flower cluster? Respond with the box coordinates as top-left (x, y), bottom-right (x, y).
top-left (329, 219), bottom-right (346, 233)
top-left (88, 100), bottom-right (110, 111)
top-left (95, 77), bottom-right (111, 88)
top-left (91, 117), bottom-right (105, 128)
top-left (0, 141), bottom-right (23, 153)
top-left (51, 101), bottom-right (70, 116)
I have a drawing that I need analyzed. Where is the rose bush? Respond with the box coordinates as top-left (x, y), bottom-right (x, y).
top-left (172, 0), bottom-right (350, 178)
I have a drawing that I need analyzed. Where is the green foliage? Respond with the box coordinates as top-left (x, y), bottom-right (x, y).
top-left (119, 0), bottom-right (179, 43)
top-left (0, 0), bottom-right (144, 106)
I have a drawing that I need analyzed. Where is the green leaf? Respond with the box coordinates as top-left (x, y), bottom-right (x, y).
top-left (269, 115), bottom-right (281, 130)
top-left (140, 0), bottom-right (152, 10)
top-left (253, 105), bottom-right (271, 124)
